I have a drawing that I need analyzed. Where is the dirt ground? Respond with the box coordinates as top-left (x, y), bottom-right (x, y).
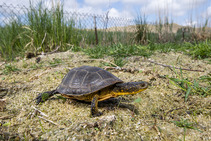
top-left (0, 50), bottom-right (210, 141)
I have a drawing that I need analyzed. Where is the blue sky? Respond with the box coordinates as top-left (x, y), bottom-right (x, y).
top-left (1, 0), bottom-right (211, 26)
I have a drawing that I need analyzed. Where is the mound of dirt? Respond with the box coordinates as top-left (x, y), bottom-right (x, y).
top-left (0, 50), bottom-right (210, 140)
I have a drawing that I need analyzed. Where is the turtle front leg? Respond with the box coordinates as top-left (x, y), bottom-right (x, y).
top-left (36, 90), bottom-right (58, 104)
top-left (91, 95), bottom-right (103, 117)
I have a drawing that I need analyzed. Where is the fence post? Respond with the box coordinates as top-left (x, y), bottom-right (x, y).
top-left (182, 27), bottom-right (185, 42)
top-left (94, 16), bottom-right (98, 45)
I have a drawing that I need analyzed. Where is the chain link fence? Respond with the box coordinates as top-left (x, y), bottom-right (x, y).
top-left (0, 3), bottom-right (136, 46)
top-left (0, 3), bottom-right (135, 27)
top-left (0, 3), bottom-right (28, 25)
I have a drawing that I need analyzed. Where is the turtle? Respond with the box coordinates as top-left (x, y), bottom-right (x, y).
top-left (36, 66), bottom-right (148, 117)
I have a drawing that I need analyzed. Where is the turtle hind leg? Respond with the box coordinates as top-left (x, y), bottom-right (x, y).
top-left (35, 90), bottom-right (58, 104)
top-left (91, 95), bottom-right (103, 117)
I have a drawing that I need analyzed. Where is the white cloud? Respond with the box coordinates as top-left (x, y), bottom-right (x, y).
top-left (204, 6), bottom-right (211, 17)
top-left (207, 6), bottom-right (211, 17)
top-left (140, 0), bottom-right (208, 17)
top-left (84, 0), bottom-right (108, 6)
top-left (0, 0), bottom-right (210, 25)
top-left (122, 0), bottom-right (147, 4)
top-left (84, 0), bottom-right (119, 7)
top-left (141, 0), bottom-right (181, 16)
top-left (40, 0), bottom-right (79, 12)
top-left (184, 20), bottom-right (198, 27)
top-left (0, 0), bottom-right (29, 6)
top-left (41, 0), bottom-right (61, 10)
top-left (180, 0), bottom-right (207, 7)
top-left (108, 8), bottom-right (132, 18)
top-left (63, 0), bottom-right (78, 11)
top-left (109, 8), bottom-right (120, 17)
top-left (77, 6), bottom-right (104, 15)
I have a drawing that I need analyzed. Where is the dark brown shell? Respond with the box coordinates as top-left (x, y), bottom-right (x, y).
top-left (56, 66), bottom-right (123, 95)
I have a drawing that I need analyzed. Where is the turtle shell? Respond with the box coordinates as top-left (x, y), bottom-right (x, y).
top-left (56, 66), bottom-right (123, 95)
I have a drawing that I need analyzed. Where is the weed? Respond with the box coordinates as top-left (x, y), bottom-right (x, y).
top-left (169, 69), bottom-right (210, 101)
top-left (0, 3), bottom-right (136, 61)
top-left (2, 122), bottom-right (11, 127)
top-left (83, 45), bottom-right (107, 59)
top-left (48, 58), bottom-right (63, 67)
top-left (189, 41), bottom-right (211, 59)
top-left (0, 2), bottom-right (211, 62)
top-left (0, 20), bottom-right (25, 60)
top-left (84, 44), bottom-right (152, 67)
top-left (113, 57), bottom-right (126, 67)
top-left (133, 98), bottom-right (141, 103)
top-left (29, 63), bottom-right (43, 70)
top-left (2, 64), bottom-right (20, 75)
top-left (172, 118), bottom-right (202, 141)
top-left (199, 73), bottom-right (211, 85)
top-left (38, 118), bottom-right (45, 133)
top-left (22, 62), bottom-right (29, 68)
top-left (134, 14), bottom-right (149, 44)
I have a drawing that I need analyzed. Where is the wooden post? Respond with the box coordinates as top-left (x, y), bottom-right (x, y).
top-left (94, 16), bottom-right (98, 45)
top-left (182, 28), bottom-right (185, 41)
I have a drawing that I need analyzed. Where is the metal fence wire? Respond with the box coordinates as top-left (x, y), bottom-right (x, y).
top-left (0, 3), bottom-right (136, 46)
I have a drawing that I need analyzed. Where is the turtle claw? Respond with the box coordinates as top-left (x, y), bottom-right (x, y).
top-left (91, 109), bottom-right (103, 117)
top-left (35, 93), bottom-right (43, 105)
top-left (91, 111), bottom-right (103, 117)
top-left (35, 90), bottom-right (56, 105)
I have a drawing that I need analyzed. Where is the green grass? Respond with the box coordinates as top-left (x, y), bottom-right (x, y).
top-left (0, 2), bottom-right (134, 61)
top-left (83, 44), bottom-right (152, 66)
top-left (148, 41), bottom-right (211, 59)
top-left (2, 64), bottom-right (20, 75)
top-left (134, 14), bottom-right (149, 44)
top-left (0, 2), bottom-right (211, 61)
top-left (172, 118), bottom-right (202, 141)
top-left (84, 44), bottom-right (152, 58)
top-left (48, 58), bottom-right (63, 67)
top-left (168, 68), bottom-right (210, 102)
top-left (0, 21), bottom-right (25, 60)
top-left (81, 41), bottom-right (211, 67)
top-left (188, 41), bottom-right (211, 59)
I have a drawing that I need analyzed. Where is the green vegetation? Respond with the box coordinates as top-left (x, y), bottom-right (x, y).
top-left (2, 64), bottom-right (20, 75)
top-left (188, 41), bottom-right (211, 59)
top-left (134, 14), bottom-right (150, 44)
top-left (199, 73), bottom-right (211, 85)
top-left (148, 41), bottom-right (211, 59)
top-left (0, 2), bottom-right (211, 61)
top-left (48, 58), bottom-right (63, 67)
top-left (172, 118), bottom-right (202, 141)
top-left (81, 41), bottom-right (211, 67)
top-left (0, 2), bottom-right (210, 141)
top-left (83, 44), bottom-right (152, 66)
top-left (0, 2), bottom-right (133, 61)
top-left (169, 69), bottom-right (210, 102)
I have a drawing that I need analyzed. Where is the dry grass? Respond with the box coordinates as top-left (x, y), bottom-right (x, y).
top-left (0, 50), bottom-right (210, 140)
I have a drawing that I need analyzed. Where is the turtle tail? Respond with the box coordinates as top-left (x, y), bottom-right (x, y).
top-left (35, 90), bottom-right (58, 104)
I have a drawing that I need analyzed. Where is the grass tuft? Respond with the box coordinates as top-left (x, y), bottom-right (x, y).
top-left (168, 68), bottom-right (210, 102)
top-left (172, 118), bottom-right (202, 141)
top-left (2, 64), bottom-right (20, 75)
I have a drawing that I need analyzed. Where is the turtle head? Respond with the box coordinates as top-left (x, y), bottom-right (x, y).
top-left (112, 81), bottom-right (148, 96)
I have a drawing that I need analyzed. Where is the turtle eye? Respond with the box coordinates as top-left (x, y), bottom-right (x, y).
top-left (141, 83), bottom-right (147, 88)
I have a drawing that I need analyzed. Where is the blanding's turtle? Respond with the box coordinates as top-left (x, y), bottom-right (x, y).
top-left (36, 66), bottom-right (148, 117)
